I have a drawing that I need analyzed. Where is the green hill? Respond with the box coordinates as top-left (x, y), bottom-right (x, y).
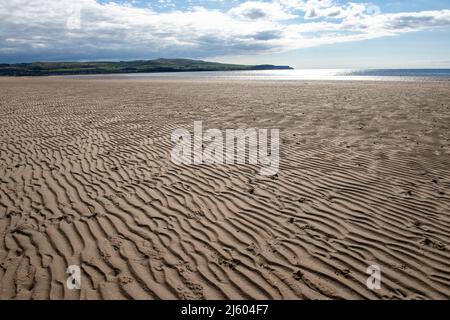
top-left (0, 58), bottom-right (293, 76)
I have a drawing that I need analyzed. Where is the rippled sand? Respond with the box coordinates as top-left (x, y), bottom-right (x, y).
top-left (0, 77), bottom-right (449, 299)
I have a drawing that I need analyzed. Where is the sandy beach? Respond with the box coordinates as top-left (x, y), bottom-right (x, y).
top-left (0, 77), bottom-right (449, 300)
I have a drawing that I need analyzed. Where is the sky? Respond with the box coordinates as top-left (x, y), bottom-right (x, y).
top-left (0, 0), bottom-right (450, 68)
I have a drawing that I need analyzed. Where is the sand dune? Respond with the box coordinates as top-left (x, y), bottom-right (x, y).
top-left (0, 78), bottom-right (449, 299)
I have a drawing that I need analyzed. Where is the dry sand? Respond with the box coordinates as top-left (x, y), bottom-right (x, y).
top-left (0, 77), bottom-right (449, 300)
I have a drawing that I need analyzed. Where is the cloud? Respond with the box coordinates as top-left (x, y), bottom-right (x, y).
top-left (251, 30), bottom-right (283, 40)
top-left (0, 0), bottom-right (449, 62)
top-left (229, 1), bottom-right (297, 21)
top-left (280, 0), bottom-right (380, 20)
top-left (379, 10), bottom-right (450, 30)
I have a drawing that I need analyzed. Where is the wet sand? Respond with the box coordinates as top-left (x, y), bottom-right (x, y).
top-left (0, 77), bottom-right (449, 299)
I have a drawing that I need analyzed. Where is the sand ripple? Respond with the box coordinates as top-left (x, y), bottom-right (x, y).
top-left (0, 78), bottom-right (449, 299)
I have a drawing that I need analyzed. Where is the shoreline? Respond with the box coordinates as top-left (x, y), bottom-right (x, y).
top-left (2, 76), bottom-right (450, 85)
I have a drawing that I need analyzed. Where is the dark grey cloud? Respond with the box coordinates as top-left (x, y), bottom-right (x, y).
top-left (242, 8), bottom-right (267, 19)
top-left (251, 30), bottom-right (282, 41)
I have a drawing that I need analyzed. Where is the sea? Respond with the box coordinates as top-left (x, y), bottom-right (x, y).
top-left (70, 69), bottom-right (450, 81)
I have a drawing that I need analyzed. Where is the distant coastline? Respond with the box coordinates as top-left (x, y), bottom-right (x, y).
top-left (0, 58), bottom-right (293, 77)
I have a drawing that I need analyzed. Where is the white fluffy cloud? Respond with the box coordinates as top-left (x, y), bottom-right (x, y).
top-left (0, 0), bottom-right (449, 62)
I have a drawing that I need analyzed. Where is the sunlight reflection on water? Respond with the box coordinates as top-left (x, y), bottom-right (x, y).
top-left (69, 69), bottom-right (450, 81)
